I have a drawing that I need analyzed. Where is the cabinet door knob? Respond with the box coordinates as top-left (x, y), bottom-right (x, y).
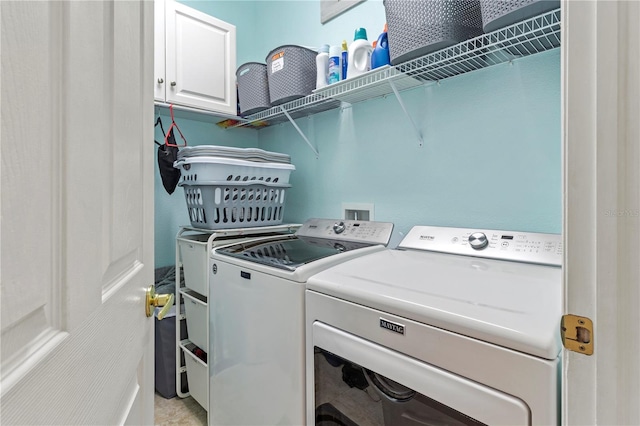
top-left (170, 81), bottom-right (177, 87)
top-left (157, 78), bottom-right (164, 84)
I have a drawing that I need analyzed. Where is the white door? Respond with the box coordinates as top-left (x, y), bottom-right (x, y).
top-left (1, 1), bottom-right (155, 425)
top-left (164, 0), bottom-right (237, 114)
top-left (562, 0), bottom-right (640, 424)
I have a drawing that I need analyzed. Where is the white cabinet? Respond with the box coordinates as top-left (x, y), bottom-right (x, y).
top-left (155, 0), bottom-right (237, 115)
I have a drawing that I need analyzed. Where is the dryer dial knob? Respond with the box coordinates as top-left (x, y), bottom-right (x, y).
top-left (469, 232), bottom-right (489, 250)
top-left (333, 221), bottom-right (346, 234)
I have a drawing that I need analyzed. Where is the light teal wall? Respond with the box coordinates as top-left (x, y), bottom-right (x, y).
top-left (259, 50), bottom-right (561, 241)
top-left (155, 0), bottom-right (561, 265)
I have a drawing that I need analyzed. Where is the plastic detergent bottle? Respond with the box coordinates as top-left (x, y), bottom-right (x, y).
top-left (341, 40), bottom-right (348, 80)
top-left (347, 28), bottom-right (372, 79)
top-left (371, 24), bottom-right (391, 69)
top-left (328, 45), bottom-right (341, 84)
top-left (315, 44), bottom-right (330, 90)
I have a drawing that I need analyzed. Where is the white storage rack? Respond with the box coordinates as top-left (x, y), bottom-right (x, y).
top-left (174, 224), bottom-right (300, 413)
top-left (229, 8), bottom-right (561, 151)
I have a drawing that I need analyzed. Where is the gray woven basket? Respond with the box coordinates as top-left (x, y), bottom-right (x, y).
top-left (265, 45), bottom-right (317, 106)
top-left (384, 0), bottom-right (483, 65)
top-left (479, 0), bottom-right (559, 33)
top-left (236, 62), bottom-right (271, 116)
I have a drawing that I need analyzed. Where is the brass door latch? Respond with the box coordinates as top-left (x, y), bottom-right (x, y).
top-left (145, 285), bottom-right (175, 320)
top-left (561, 314), bottom-right (594, 355)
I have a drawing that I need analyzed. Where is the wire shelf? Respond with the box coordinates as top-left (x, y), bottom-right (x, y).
top-left (231, 8), bottom-right (560, 129)
top-left (314, 65), bottom-right (424, 104)
top-left (234, 95), bottom-right (341, 127)
top-left (395, 8), bottom-right (561, 81)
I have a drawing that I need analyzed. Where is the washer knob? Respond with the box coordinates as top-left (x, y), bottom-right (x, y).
top-left (469, 232), bottom-right (489, 250)
top-left (333, 221), bottom-right (346, 234)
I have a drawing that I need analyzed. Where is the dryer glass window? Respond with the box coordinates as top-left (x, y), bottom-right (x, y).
top-left (313, 348), bottom-right (486, 426)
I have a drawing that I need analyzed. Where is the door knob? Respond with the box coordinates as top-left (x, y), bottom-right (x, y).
top-left (146, 285), bottom-right (174, 320)
top-left (170, 81), bottom-right (177, 87)
top-left (157, 78), bottom-right (164, 84)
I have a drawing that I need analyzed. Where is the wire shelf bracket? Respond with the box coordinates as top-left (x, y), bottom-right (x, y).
top-left (280, 106), bottom-right (319, 158)
top-left (389, 80), bottom-right (423, 146)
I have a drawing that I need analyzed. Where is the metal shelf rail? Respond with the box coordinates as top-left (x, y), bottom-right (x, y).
top-left (394, 8), bottom-right (561, 81)
top-left (231, 8), bottom-right (561, 146)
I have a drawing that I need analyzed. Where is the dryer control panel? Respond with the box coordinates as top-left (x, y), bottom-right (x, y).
top-left (399, 226), bottom-right (562, 266)
top-left (295, 218), bottom-right (394, 246)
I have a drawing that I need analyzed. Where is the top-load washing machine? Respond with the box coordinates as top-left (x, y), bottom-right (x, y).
top-left (306, 225), bottom-right (563, 425)
top-left (208, 218), bottom-right (394, 425)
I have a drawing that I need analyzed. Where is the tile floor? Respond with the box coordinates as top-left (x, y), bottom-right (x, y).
top-left (155, 392), bottom-right (207, 425)
top-left (152, 354), bottom-right (378, 425)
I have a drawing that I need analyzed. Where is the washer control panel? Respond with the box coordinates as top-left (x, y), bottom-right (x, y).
top-left (399, 226), bottom-right (562, 266)
top-left (296, 218), bottom-right (394, 246)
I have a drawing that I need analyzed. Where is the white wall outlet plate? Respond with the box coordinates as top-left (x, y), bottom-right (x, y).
top-left (342, 202), bottom-right (374, 221)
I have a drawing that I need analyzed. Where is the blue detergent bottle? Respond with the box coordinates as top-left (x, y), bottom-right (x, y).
top-left (371, 24), bottom-right (390, 69)
top-left (341, 40), bottom-right (348, 80)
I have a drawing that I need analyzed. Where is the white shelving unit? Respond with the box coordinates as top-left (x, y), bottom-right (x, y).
top-left (229, 8), bottom-right (561, 150)
top-left (174, 224), bottom-right (301, 413)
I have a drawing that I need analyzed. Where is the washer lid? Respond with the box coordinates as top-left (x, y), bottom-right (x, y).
top-left (215, 218), bottom-right (394, 271)
top-left (216, 235), bottom-right (376, 271)
top-left (307, 249), bottom-right (563, 360)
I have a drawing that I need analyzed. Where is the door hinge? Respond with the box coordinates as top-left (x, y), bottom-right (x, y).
top-left (561, 314), bottom-right (594, 355)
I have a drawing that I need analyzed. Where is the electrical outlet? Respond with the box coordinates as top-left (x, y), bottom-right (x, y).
top-left (342, 203), bottom-right (374, 221)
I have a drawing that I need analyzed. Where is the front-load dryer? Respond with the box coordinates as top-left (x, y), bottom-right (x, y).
top-left (306, 225), bottom-right (563, 425)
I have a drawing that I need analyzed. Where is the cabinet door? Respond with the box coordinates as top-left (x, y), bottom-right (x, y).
top-left (165, 0), bottom-right (237, 114)
top-left (154, 0), bottom-right (166, 101)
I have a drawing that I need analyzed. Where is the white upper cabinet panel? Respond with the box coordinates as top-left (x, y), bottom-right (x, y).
top-left (154, 0), bottom-right (166, 101)
top-left (159, 0), bottom-right (237, 114)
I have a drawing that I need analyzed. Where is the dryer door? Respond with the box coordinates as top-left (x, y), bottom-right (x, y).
top-left (311, 322), bottom-right (531, 425)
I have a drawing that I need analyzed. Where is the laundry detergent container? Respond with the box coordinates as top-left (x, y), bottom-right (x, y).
top-left (479, 0), bottom-right (559, 33)
top-left (236, 62), bottom-right (271, 116)
top-left (265, 45), bottom-right (316, 105)
top-left (383, 0), bottom-right (483, 65)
